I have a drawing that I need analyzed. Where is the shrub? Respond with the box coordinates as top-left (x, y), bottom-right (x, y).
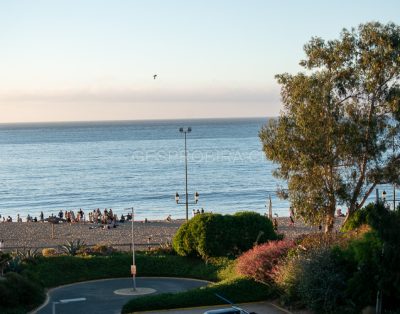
top-left (0, 272), bottom-right (45, 313)
top-left (296, 248), bottom-right (356, 314)
top-left (363, 203), bottom-right (400, 311)
top-left (271, 253), bottom-right (305, 307)
top-left (60, 239), bottom-right (86, 256)
top-left (232, 212), bottom-right (277, 251)
top-left (15, 249), bottom-right (41, 263)
top-left (236, 240), bottom-right (295, 284)
top-left (5, 256), bottom-right (23, 274)
top-left (78, 244), bottom-right (117, 256)
top-left (274, 247), bottom-right (356, 313)
top-left (23, 253), bottom-right (233, 287)
top-left (293, 232), bottom-right (348, 254)
top-left (340, 231), bottom-right (381, 312)
top-left (42, 248), bottom-right (58, 257)
top-left (173, 212), bottom-right (277, 259)
top-left (341, 203), bottom-right (373, 232)
top-left (0, 252), bottom-right (11, 276)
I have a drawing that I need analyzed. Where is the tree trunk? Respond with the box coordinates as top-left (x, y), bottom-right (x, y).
top-left (324, 208), bottom-right (335, 233)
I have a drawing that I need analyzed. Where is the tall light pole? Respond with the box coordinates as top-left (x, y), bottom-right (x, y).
top-left (176, 127), bottom-right (199, 221)
top-left (125, 207), bottom-right (136, 291)
top-left (182, 127), bottom-right (190, 221)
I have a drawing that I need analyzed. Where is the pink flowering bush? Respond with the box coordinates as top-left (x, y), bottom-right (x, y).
top-left (236, 240), bottom-right (295, 284)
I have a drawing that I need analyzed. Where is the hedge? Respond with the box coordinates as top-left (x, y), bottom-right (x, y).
top-left (173, 212), bottom-right (277, 259)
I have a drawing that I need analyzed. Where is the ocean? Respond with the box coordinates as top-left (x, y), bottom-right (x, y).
top-left (0, 118), bottom-right (290, 221)
top-left (0, 118), bottom-right (396, 221)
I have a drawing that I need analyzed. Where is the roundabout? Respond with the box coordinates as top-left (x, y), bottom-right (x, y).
top-left (35, 277), bottom-right (209, 314)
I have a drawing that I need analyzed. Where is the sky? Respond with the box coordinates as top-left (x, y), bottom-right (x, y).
top-left (0, 0), bottom-right (399, 123)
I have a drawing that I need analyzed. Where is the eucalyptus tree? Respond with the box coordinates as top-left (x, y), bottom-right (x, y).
top-left (260, 22), bottom-right (400, 232)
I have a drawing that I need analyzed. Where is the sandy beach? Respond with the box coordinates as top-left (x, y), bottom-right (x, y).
top-left (0, 217), bottom-right (345, 252)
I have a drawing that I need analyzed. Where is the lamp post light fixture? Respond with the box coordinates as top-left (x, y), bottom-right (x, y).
top-left (125, 207), bottom-right (136, 291)
top-left (175, 192), bottom-right (199, 205)
top-left (176, 127), bottom-right (199, 221)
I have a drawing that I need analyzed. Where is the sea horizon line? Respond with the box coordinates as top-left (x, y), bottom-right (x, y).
top-left (0, 115), bottom-right (276, 126)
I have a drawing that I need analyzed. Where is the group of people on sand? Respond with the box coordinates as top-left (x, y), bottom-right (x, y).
top-left (192, 208), bottom-right (205, 217)
top-left (0, 213), bottom-right (36, 223)
top-left (0, 208), bottom-right (135, 228)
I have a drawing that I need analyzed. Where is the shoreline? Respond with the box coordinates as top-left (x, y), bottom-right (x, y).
top-left (0, 217), bottom-right (345, 252)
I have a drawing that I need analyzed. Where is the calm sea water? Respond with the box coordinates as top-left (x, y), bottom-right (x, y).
top-left (0, 118), bottom-right (291, 221)
top-left (0, 118), bottom-right (396, 221)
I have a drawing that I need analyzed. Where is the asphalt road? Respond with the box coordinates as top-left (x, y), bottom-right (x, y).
top-left (35, 277), bottom-right (209, 314)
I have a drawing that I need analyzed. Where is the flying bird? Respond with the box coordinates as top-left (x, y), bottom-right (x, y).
top-left (153, 74), bottom-right (157, 79)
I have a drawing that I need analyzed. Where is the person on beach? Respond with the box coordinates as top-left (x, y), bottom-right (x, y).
top-left (273, 218), bottom-right (278, 231)
top-left (40, 211), bottom-right (44, 222)
top-left (289, 207), bottom-right (295, 227)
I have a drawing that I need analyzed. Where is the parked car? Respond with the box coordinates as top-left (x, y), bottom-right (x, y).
top-left (203, 306), bottom-right (256, 314)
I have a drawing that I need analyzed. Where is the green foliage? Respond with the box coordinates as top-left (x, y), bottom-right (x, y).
top-left (122, 277), bottom-right (274, 313)
top-left (0, 252), bottom-right (11, 276)
top-left (173, 212), bottom-right (277, 259)
top-left (293, 232), bottom-right (348, 253)
top-left (341, 203), bottom-right (373, 232)
top-left (273, 253), bottom-right (304, 307)
top-left (78, 244), bottom-right (117, 256)
top-left (5, 256), bottom-right (23, 274)
top-left (260, 22), bottom-right (400, 231)
top-left (341, 231), bottom-right (382, 311)
top-left (14, 248), bottom-right (40, 263)
top-left (296, 248), bottom-right (356, 314)
top-left (275, 247), bottom-right (358, 313)
top-left (0, 272), bottom-right (45, 314)
top-left (275, 202), bottom-right (400, 313)
top-left (365, 202), bottom-right (400, 310)
top-left (60, 239), bottom-right (86, 256)
top-left (23, 252), bottom-right (234, 287)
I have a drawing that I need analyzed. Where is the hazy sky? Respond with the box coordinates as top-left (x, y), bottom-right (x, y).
top-left (0, 0), bottom-right (399, 123)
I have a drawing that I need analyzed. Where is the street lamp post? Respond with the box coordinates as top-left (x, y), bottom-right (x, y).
top-left (125, 207), bottom-right (136, 291)
top-left (175, 127), bottom-right (200, 221)
top-left (175, 191), bottom-right (199, 221)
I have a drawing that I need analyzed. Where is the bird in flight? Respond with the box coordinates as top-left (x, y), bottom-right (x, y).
top-left (153, 74), bottom-right (157, 79)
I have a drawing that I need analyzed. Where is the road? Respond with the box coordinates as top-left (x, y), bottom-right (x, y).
top-left (34, 277), bottom-right (209, 314)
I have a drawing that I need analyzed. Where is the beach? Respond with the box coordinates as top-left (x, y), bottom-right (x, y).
top-left (0, 217), bottom-right (345, 252)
